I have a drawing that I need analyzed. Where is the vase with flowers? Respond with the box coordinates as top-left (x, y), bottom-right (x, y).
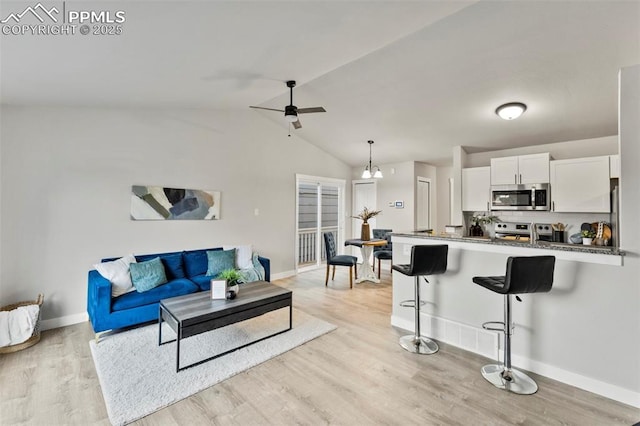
top-left (469, 214), bottom-right (500, 237)
top-left (352, 207), bottom-right (382, 241)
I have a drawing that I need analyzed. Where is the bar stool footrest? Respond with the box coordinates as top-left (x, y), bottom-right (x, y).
top-left (399, 299), bottom-right (426, 308)
top-left (482, 321), bottom-right (505, 332)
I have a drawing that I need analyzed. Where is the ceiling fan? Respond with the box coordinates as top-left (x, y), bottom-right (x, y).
top-left (250, 80), bottom-right (326, 129)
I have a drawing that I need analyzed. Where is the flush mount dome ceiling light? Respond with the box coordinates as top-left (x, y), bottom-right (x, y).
top-left (496, 102), bottom-right (527, 120)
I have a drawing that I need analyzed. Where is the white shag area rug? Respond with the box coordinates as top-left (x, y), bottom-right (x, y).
top-left (90, 308), bottom-right (336, 426)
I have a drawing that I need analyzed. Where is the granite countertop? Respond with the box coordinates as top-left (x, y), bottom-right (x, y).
top-left (393, 232), bottom-right (624, 256)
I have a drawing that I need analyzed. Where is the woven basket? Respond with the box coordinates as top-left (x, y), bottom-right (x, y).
top-left (0, 293), bottom-right (44, 354)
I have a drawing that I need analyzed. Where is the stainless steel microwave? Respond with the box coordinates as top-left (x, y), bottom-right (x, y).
top-left (490, 183), bottom-right (550, 211)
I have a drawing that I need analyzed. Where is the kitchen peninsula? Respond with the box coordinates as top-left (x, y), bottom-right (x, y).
top-left (390, 232), bottom-right (636, 407)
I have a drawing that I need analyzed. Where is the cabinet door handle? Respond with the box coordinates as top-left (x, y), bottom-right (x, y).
top-left (514, 174), bottom-right (517, 184)
top-left (487, 201), bottom-right (490, 211)
top-left (519, 174), bottom-right (522, 184)
top-left (552, 201), bottom-right (555, 211)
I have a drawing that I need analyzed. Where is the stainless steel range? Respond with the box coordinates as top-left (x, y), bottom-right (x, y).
top-left (494, 222), bottom-right (553, 242)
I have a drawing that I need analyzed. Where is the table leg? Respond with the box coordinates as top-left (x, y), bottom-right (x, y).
top-left (355, 245), bottom-right (380, 283)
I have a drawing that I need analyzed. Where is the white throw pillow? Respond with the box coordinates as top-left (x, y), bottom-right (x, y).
top-left (94, 254), bottom-right (137, 297)
top-left (223, 245), bottom-right (253, 269)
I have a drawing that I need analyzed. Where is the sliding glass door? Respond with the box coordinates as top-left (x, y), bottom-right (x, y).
top-left (295, 175), bottom-right (345, 272)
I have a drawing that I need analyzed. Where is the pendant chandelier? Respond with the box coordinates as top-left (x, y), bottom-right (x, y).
top-left (361, 140), bottom-right (383, 179)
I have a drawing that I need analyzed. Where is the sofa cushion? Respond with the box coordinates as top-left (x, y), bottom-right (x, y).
top-left (130, 257), bottom-right (168, 292)
top-left (94, 254), bottom-right (137, 297)
top-left (223, 245), bottom-right (253, 269)
top-left (111, 278), bottom-right (198, 311)
top-left (206, 249), bottom-right (235, 277)
top-left (190, 274), bottom-right (214, 292)
top-left (183, 249), bottom-right (221, 277)
top-left (136, 252), bottom-right (185, 280)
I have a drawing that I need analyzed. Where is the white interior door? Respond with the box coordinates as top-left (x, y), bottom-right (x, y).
top-left (417, 177), bottom-right (431, 231)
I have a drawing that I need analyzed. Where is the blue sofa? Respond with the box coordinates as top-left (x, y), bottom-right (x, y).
top-left (87, 247), bottom-right (270, 335)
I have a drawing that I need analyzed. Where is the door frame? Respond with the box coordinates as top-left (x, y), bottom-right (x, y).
top-left (416, 176), bottom-right (433, 231)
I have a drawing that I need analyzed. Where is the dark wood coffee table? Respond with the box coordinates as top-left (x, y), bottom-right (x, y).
top-left (159, 281), bottom-right (292, 372)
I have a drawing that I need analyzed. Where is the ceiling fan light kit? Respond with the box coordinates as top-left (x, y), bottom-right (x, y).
top-left (362, 140), bottom-right (383, 179)
top-left (249, 80), bottom-right (326, 131)
top-left (496, 102), bottom-right (527, 120)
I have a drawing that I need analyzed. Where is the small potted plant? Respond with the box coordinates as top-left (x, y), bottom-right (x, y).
top-left (217, 269), bottom-right (245, 294)
top-left (352, 206), bottom-right (382, 241)
top-left (581, 229), bottom-right (596, 245)
top-left (469, 214), bottom-right (500, 237)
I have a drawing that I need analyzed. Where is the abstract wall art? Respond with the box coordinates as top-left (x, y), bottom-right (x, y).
top-left (131, 185), bottom-right (221, 220)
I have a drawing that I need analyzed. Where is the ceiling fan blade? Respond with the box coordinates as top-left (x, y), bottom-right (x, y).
top-left (249, 106), bottom-right (284, 112)
top-left (297, 107), bottom-right (326, 114)
top-left (292, 120), bottom-right (302, 129)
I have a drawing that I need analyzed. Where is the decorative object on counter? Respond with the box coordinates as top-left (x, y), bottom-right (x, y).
top-left (361, 140), bottom-right (383, 179)
top-left (445, 225), bottom-right (463, 237)
top-left (580, 222), bottom-right (611, 246)
top-left (593, 221), bottom-right (611, 246)
top-left (470, 214), bottom-right (500, 237)
top-left (569, 233), bottom-right (583, 244)
top-left (581, 229), bottom-right (596, 245)
top-left (551, 223), bottom-right (566, 243)
top-left (352, 206), bottom-right (382, 241)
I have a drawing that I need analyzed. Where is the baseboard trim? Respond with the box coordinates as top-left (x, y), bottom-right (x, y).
top-left (391, 314), bottom-right (640, 409)
top-left (505, 350), bottom-right (640, 408)
top-left (41, 312), bottom-right (88, 331)
top-left (271, 270), bottom-right (296, 281)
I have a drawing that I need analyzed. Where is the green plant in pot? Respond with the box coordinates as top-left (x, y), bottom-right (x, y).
top-left (352, 206), bottom-right (382, 241)
top-left (581, 229), bottom-right (596, 245)
top-left (469, 214), bottom-right (500, 237)
top-left (217, 269), bottom-right (244, 293)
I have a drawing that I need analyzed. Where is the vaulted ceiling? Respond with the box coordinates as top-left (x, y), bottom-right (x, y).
top-left (2, 1), bottom-right (639, 166)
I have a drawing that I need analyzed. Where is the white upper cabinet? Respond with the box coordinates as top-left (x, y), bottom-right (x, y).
top-left (491, 153), bottom-right (550, 185)
top-left (550, 156), bottom-right (611, 213)
top-left (462, 166), bottom-right (490, 211)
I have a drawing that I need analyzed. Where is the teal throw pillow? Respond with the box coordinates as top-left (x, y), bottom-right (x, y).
top-left (206, 249), bottom-right (236, 277)
top-left (130, 257), bottom-right (168, 292)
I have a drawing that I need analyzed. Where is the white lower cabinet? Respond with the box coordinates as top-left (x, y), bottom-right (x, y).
top-left (462, 166), bottom-right (490, 211)
top-left (550, 156), bottom-right (611, 213)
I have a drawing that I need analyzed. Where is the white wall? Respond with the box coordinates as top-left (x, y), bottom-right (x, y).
top-left (464, 135), bottom-right (618, 168)
top-left (0, 106), bottom-right (352, 321)
top-left (350, 161), bottom-right (442, 234)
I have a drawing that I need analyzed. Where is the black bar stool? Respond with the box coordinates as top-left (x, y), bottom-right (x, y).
top-left (473, 255), bottom-right (555, 395)
top-left (392, 245), bottom-right (448, 354)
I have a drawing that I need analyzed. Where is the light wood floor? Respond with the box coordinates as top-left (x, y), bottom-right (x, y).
top-left (1, 268), bottom-right (638, 425)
